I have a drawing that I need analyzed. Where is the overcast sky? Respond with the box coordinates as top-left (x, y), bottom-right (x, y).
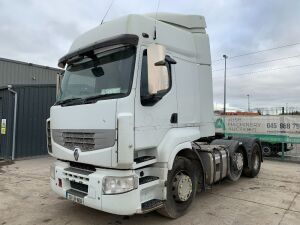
top-left (0, 0), bottom-right (300, 111)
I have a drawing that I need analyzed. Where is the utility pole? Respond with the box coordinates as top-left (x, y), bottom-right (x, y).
top-left (247, 94), bottom-right (250, 112)
top-left (223, 54), bottom-right (228, 115)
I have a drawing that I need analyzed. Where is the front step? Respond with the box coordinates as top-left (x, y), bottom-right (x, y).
top-left (133, 156), bottom-right (157, 169)
top-left (139, 176), bottom-right (160, 189)
top-left (141, 199), bottom-right (164, 213)
top-left (134, 156), bottom-right (156, 163)
top-left (139, 176), bottom-right (159, 185)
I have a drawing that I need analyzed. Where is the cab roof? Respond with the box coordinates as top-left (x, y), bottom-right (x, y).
top-left (146, 12), bottom-right (206, 31)
top-left (61, 13), bottom-right (210, 67)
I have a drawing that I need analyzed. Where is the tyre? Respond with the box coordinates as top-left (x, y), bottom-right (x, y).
top-left (157, 156), bottom-right (198, 218)
top-left (243, 143), bottom-right (262, 178)
top-left (227, 147), bottom-right (244, 181)
top-left (262, 144), bottom-right (272, 157)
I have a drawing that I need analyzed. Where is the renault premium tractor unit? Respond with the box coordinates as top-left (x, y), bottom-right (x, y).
top-left (47, 13), bottom-right (263, 218)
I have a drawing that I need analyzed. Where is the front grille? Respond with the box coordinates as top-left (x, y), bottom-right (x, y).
top-left (70, 161), bottom-right (96, 172)
top-left (46, 120), bottom-right (52, 153)
top-left (52, 129), bottom-right (116, 152)
top-left (70, 181), bottom-right (88, 193)
top-left (63, 132), bottom-right (95, 151)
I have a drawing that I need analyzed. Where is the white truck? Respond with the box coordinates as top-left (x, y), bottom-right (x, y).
top-left (47, 13), bottom-right (263, 218)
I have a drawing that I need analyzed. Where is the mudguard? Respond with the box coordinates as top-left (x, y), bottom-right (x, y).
top-left (210, 139), bottom-right (240, 156)
top-left (230, 137), bottom-right (263, 166)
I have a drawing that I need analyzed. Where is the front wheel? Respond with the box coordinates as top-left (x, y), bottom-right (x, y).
top-left (157, 156), bottom-right (198, 218)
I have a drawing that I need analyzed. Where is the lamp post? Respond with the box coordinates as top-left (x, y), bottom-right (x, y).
top-left (247, 94), bottom-right (250, 112)
top-left (223, 54), bottom-right (228, 115)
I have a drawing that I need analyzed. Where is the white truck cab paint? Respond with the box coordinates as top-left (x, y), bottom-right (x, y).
top-left (48, 13), bottom-right (262, 218)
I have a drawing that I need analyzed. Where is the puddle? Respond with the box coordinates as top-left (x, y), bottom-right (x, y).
top-left (0, 160), bottom-right (15, 174)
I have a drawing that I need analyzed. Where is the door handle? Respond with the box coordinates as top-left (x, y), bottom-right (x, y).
top-left (170, 113), bottom-right (178, 124)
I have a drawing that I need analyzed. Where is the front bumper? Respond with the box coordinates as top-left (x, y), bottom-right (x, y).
top-left (50, 160), bottom-right (141, 215)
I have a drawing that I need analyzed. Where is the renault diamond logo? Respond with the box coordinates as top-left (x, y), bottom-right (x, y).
top-left (74, 148), bottom-right (80, 161)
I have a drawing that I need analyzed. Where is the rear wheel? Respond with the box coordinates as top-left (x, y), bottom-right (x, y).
top-left (228, 148), bottom-right (244, 181)
top-left (243, 143), bottom-right (262, 178)
top-left (262, 144), bottom-right (272, 157)
top-left (157, 156), bottom-right (198, 218)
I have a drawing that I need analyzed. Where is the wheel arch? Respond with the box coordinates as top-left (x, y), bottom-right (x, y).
top-left (169, 147), bottom-right (206, 191)
top-left (157, 127), bottom-right (201, 169)
top-left (167, 143), bottom-right (193, 170)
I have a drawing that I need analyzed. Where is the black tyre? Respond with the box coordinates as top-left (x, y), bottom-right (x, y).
top-left (243, 143), bottom-right (262, 178)
top-left (262, 144), bottom-right (272, 157)
top-left (228, 147), bottom-right (244, 182)
top-left (157, 156), bottom-right (198, 218)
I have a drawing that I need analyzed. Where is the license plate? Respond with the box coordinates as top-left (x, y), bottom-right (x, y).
top-left (67, 193), bottom-right (84, 204)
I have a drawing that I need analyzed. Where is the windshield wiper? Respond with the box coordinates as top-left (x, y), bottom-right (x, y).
top-left (84, 93), bottom-right (126, 103)
top-left (55, 97), bottom-right (84, 106)
top-left (55, 93), bottom-right (126, 106)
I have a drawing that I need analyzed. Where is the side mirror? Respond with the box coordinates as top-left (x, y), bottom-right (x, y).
top-left (147, 44), bottom-right (169, 95)
top-left (56, 72), bottom-right (64, 99)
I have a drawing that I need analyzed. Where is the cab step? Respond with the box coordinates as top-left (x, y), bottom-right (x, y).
top-left (134, 156), bottom-right (156, 163)
top-left (139, 176), bottom-right (159, 185)
top-left (141, 199), bottom-right (164, 213)
top-left (133, 156), bottom-right (157, 169)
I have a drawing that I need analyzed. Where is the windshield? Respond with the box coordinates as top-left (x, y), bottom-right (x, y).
top-left (57, 46), bottom-right (136, 104)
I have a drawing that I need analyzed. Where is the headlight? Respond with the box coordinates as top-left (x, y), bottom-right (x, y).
top-left (50, 165), bottom-right (55, 179)
top-left (102, 176), bottom-right (138, 195)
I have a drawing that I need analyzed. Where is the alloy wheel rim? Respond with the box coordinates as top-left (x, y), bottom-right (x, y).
top-left (233, 152), bottom-right (244, 171)
top-left (172, 171), bottom-right (193, 202)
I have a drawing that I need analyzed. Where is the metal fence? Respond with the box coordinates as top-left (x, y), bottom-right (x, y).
top-left (253, 107), bottom-right (300, 116)
top-left (267, 143), bottom-right (300, 163)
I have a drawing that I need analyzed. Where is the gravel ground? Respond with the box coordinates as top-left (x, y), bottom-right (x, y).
top-left (0, 157), bottom-right (300, 225)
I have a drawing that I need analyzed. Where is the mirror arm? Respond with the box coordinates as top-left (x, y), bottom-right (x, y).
top-left (165, 55), bottom-right (177, 64)
top-left (154, 60), bottom-right (166, 66)
top-left (154, 56), bottom-right (176, 66)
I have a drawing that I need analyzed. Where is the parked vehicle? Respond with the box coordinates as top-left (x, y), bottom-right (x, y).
top-left (47, 13), bottom-right (262, 218)
top-left (261, 142), bottom-right (293, 157)
top-left (215, 115), bottom-right (298, 157)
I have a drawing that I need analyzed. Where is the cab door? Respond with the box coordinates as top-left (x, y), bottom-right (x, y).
top-left (134, 47), bottom-right (178, 151)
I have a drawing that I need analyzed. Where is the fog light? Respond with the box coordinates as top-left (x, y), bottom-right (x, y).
top-left (102, 176), bottom-right (138, 195)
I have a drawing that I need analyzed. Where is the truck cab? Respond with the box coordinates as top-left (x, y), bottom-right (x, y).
top-left (48, 13), bottom-right (262, 218)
